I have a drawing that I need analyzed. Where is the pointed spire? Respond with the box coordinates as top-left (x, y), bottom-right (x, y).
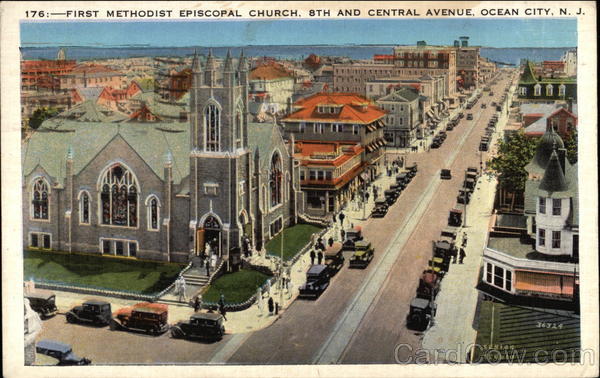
top-left (66, 145), bottom-right (74, 160)
top-left (539, 148), bottom-right (568, 192)
top-left (191, 49), bottom-right (200, 73)
top-left (223, 49), bottom-right (233, 72)
top-left (205, 48), bottom-right (216, 71)
top-left (238, 49), bottom-right (248, 72)
top-left (164, 150), bottom-right (173, 165)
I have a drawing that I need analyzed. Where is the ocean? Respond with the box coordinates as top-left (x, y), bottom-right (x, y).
top-left (20, 45), bottom-right (573, 65)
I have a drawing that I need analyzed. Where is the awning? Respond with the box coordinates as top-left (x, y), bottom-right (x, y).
top-left (360, 172), bottom-right (370, 181)
top-left (367, 124), bottom-right (376, 132)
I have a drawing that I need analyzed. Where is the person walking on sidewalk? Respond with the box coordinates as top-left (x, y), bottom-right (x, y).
top-left (205, 260), bottom-right (210, 276)
top-left (310, 249), bottom-right (316, 265)
top-left (317, 250), bottom-right (324, 265)
top-left (268, 297), bottom-right (274, 315)
top-left (340, 229), bottom-right (346, 241)
top-left (193, 295), bottom-right (202, 312)
top-left (462, 234), bottom-right (468, 248)
top-left (328, 237), bottom-right (334, 247)
top-left (459, 247), bottom-right (466, 264)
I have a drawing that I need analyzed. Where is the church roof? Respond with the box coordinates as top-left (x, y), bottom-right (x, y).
top-left (247, 122), bottom-right (288, 170)
top-left (22, 118), bottom-right (190, 186)
top-left (56, 100), bottom-right (128, 123)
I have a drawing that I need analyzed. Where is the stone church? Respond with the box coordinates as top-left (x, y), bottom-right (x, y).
top-left (22, 50), bottom-right (304, 266)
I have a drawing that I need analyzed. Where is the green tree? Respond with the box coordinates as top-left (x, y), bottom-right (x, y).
top-left (28, 107), bottom-right (59, 130)
top-left (564, 128), bottom-right (578, 164)
top-left (487, 130), bottom-right (537, 192)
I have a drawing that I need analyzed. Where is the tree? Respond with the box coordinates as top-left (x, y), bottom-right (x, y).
top-left (564, 128), bottom-right (578, 164)
top-left (487, 131), bottom-right (537, 192)
top-left (28, 107), bottom-right (59, 130)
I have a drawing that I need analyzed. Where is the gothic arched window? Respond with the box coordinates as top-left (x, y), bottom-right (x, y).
top-left (205, 104), bottom-right (220, 152)
top-left (270, 152), bottom-right (282, 208)
top-left (146, 195), bottom-right (159, 230)
top-left (31, 178), bottom-right (49, 220)
top-left (79, 191), bottom-right (90, 224)
top-left (99, 164), bottom-right (138, 227)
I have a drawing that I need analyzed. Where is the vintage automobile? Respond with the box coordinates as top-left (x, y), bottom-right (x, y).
top-left (389, 183), bottom-right (402, 195)
top-left (170, 312), bottom-right (225, 341)
top-left (466, 166), bottom-right (478, 176)
top-left (406, 298), bottom-right (435, 331)
top-left (466, 113), bottom-right (473, 120)
top-left (464, 176), bottom-right (477, 190)
top-left (36, 339), bottom-right (91, 366)
top-left (25, 289), bottom-right (58, 319)
top-left (438, 131), bottom-right (448, 140)
top-left (448, 208), bottom-right (463, 227)
top-left (465, 171), bottom-right (478, 183)
top-left (446, 123), bottom-right (455, 131)
top-left (457, 189), bottom-right (472, 204)
top-left (371, 199), bottom-right (389, 218)
top-left (342, 226), bottom-right (363, 250)
top-left (466, 103), bottom-right (473, 110)
top-left (298, 265), bottom-right (330, 299)
top-left (323, 242), bottom-right (345, 276)
top-left (396, 172), bottom-right (409, 186)
top-left (479, 140), bottom-right (489, 152)
top-left (417, 270), bottom-right (441, 300)
top-left (496, 105), bottom-right (503, 112)
top-left (440, 169), bottom-right (452, 180)
top-left (406, 162), bottom-right (418, 177)
top-left (66, 300), bottom-right (112, 326)
top-left (111, 302), bottom-right (169, 335)
top-left (384, 189), bottom-right (398, 205)
top-left (349, 241), bottom-right (375, 268)
top-left (431, 137), bottom-right (442, 149)
top-left (481, 103), bottom-right (487, 109)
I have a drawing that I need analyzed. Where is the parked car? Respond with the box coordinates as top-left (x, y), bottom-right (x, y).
top-left (440, 169), bottom-right (452, 180)
top-left (111, 302), bottom-right (169, 335)
top-left (66, 300), bottom-right (112, 326)
top-left (448, 208), bottom-right (463, 227)
top-left (479, 141), bottom-right (489, 152)
top-left (384, 189), bottom-right (398, 205)
top-left (298, 265), bottom-right (330, 299)
top-left (396, 172), bottom-right (409, 186)
top-left (481, 103), bottom-right (487, 109)
top-left (323, 242), bottom-right (345, 276)
top-left (416, 270), bottom-right (441, 300)
top-left (406, 298), bottom-right (435, 331)
top-left (457, 189), bottom-right (471, 204)
top-left (407, 162), bottom-right (418, 177)
top-left (342, 226), bottom-right (363, 250)
top-left (371, 199), bottom-right (389, 218)
top-left (25, 289), bottom-right (57, 319)
top-left (36, 340), bottom-right (91, 366)
top-left (170, 313), bottom-right (225, 341)
top-left (466, 113), bottom-right (473, 120)
top-left (349, 241), bottom-right (375, 268)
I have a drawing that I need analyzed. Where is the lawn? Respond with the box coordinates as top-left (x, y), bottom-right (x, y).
top-left (24, 249), bottom-right (184, 294)
top-left (265, 224), bottom-right (323, 260)
top-left (203, 269), bottom-right (271, 304)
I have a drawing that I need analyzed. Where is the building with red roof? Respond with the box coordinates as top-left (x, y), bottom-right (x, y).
top-left (282, 92), bottom-right (386, 216)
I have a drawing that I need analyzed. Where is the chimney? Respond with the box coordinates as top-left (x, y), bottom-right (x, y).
top-left (567, 97), bottom-right (573, 113)
top-left (454, 40), bottom-right (460, 48)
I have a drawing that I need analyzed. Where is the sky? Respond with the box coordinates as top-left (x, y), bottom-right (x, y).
top-left (20, 18), bottom-right (577, 48)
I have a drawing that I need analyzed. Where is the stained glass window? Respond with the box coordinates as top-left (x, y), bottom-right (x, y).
top-left (32, 178), bottom-right (49, 220)
top-left (99, 164), bottom-right (138, 227)
top-left (270, 153), bottom-right (282, 207)
top-left (80, 192), bottom-right (90, 224)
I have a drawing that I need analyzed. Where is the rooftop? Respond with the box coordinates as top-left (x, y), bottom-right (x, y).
top-left (283, 92), bottom-right (386, 124)
top-left (487, 236), bottom-right (574, 263)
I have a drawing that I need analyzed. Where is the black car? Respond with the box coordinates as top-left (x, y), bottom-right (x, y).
top-left (384, 189), bottom-right (398, 205)
top-left (406, 298), bottom-right (435, 331)
top-left (324, 243), bottom-right (345, 276)
top-left (36, 339), bottom-right (91, 366)
top-left (25, 290), bottom-right (58, 319)
top-left (298, 265), bottom-right (330, 299)
top-left (466, 113), bottom-right (473, 120)
top-left (171, 313), bottom-right (225, 341)
top-left (371, 199), bottom-right (389, 218)
top-left (406, 163), bottom-right (418, 177)
top-left (440, 169), bottom-right (452, 180)
top-left (66, 300), bottom-right (112, 326)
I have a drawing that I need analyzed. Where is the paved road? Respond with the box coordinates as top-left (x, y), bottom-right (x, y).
top-left (226, 72), bottom-right (516, 364)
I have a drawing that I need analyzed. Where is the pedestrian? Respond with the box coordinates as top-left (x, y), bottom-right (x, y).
top-left (219, 302), bottom-right (227, 321)
top-left (459, 247), bottom-right (466, 264)
top-left (328, 237), bottom-right (334, 247)
top-left (219, 293), bottom-right (225, 307)
top-left (206, 260), bottom-right (210, 276)
top-left (310, 249), bottom-right (316, 265)
top-left (265, 279), bottom-right (271, 297)
top-left (256, 287), bottom-right (263, 311)
top-left (332, 213), bottom-right (337, 224)
top-left (317, 250), bottom-right (323, 265)
top-left (452, 247), bottom-right (458, 264)
top-left (194, 295), bottom-right (202, 312)
top-left (341, 229), bottom-right (346, 241)
top-left (268, 297), bottom-right (274, 315)
top-left (339, 211), bottom-right (345, 226)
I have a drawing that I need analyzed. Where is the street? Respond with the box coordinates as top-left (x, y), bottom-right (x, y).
top-left (36, 72), bottom-right (516, 365)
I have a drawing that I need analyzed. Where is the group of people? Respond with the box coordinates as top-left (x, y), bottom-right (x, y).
top-left (452, 234), bottom-right (468, 264)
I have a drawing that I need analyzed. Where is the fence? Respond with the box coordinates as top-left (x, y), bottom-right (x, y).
top-left (28, 260), bottom-right (193, 302)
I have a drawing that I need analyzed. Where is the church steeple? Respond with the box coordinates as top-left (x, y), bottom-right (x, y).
top-left (223, 49), bottom-right (235, 87)
top-left (204, 48), bottom-right (217, 86)
top-left (191, 50), bottom-right (201, 74)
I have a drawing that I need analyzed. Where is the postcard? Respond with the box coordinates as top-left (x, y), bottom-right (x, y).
top-left (1, 1), bottom-right (597, 377)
